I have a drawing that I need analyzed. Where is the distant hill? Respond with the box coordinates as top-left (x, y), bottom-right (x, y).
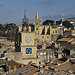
top-left (66, 17), bottom-right (75, 22)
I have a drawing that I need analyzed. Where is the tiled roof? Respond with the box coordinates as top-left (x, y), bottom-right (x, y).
top-left (69, 64), bottom-right (75, 72)
top-left (70, 53), bottom-right (75, 58)
top-left (56, 62), bottom-right (72, 71)
top-left (65, 29), bottom-right (72, 31)
top-left (8, 65), bottom-right (39, 75)
top-left (57, 38), bottom-right (71, 42)
top-left (47, 59), bottom-right (64, 69)
top-left (24, 69), bottom-right (40, 75)
top-left (0, 59), bottom-right (6, 66)
top-left (6, 60), bottom-right (22, 70)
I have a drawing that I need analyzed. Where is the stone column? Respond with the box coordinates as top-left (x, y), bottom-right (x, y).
top-left (29, 26), bottom-right (31, 32)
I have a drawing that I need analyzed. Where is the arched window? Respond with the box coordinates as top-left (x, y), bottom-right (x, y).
top-left (53, 31), bottom-right (54, 33)
top-left (55, 30), bottom-right (57, 33)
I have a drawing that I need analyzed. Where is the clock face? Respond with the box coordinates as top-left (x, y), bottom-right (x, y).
top-left (25, 36), bottom-right (31, 42)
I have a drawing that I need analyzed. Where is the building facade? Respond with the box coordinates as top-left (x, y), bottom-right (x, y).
top-left (18, 11), bottom-right (59, 44)
top-left (16, 11), bottom-right (60, 65)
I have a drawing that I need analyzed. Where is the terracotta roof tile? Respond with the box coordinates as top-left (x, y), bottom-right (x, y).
top-left (6, 60), bottom-right (22, 70)
top-left (0, 59), bottom-right (6, 66)
top-left (56, 62), bottom-right (72, 71)
top-left (8, 65), bottom-right (39, 75)
top-left (65, 29), bottom-right (72, 31)
top-left (69, 64), bottom-right (75, 72)
top-left (57, 38), bottom-right (71, 42)
top-left (24, 69), bottom-right (40, 75)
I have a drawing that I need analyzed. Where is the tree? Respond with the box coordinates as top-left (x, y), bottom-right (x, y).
top-left (56, 20), bottom-right (61, 25)
top-left (0, 24), bottom-right (6, 36)
top-left (57, 35), bottom-right (63, 40)
top-left (42, 20), bottom-right (54, 26)
top-left (5, 23), bottom-right (16, 30)
top-left (0, 24), bottom-right (5, 31)
top-left (5, 23), bottom-right (18, 41)
top-left (63, 21), bottom-right (74, 29)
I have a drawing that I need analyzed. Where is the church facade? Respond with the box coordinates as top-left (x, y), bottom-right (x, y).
top-left (18, 11), bottom-right (59, 45)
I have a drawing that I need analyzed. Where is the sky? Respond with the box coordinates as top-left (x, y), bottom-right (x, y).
top-left (0, 0), bottom-right (75, 25)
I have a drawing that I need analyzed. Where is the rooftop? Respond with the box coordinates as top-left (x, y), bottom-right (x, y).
top-left (65, 29), bottom-right (72, 31)
top-left (0, 59), bottom-right (6, 66)
top-left (8, 65), bottom-right (39, 75)
top-left (57, 38), bottom-right (72, 42)
top-left (6, 60), bottom-right (23, 70)
top-left (55, 62), bottom-right (72, 71)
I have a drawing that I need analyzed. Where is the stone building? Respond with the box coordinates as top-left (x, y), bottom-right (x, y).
top-left (18, 11), bottom-right (59, 45)
top-left (15, 11), bottom-right (61, 66)
top-left (16, 11), bottom-right (40, 66)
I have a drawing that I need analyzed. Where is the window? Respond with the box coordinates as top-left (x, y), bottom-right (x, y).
top-left (36, 37), bottom-right (38, 39)
top-left (53, 31), bottom-right (54, 33)
top-left (55, 30), bottom-right (57, 33)
top-left (36, 23), bottom-right (38, 25)
top-left (36, 28), bottom-right (38, 30)
top-left (42, 36), bottom-right (44, 38)
top-left (47, 36), bottom-right (49, 39)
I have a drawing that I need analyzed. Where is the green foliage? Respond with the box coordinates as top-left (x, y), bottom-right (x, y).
top-left (0, 24), bottom-right (5, 31)
top-left (0, 23), bottom-right (18, 41)
top-left (0, 24), bottom-right (6, 36)
top-left (5, 23), bottom-right (16, 30)
top-left (5, 23), bottom-right (18, 41)
top-left (63, 21), bottom-right (74, 29)
top-left (57, 35), bottom-right (63, 40)
top-left (42, 20), bottom-right (54, 25)
top-left (56, 20), bottom-right (61, 25)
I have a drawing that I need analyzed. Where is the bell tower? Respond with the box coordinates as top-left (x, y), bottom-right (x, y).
top-left (22, 10), bottom-right (29, 31)
top-left (34, 11), bottom-right (40, 43)
top-left (22, 10), bottom-right (28, 26)
top-left (21, 32), bottom-right (39, 66)
top-left (19, 11), bottom-right (39, 66)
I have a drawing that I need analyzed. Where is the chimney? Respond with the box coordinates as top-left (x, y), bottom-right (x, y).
top-left (45, 65), bottom-right (48, 69)
top-left (8, 66), bottom-right (11, 73)
top-left (21, 65), bottom-right (24, 67)
top-left (14, 65), bottom-right (16, 71)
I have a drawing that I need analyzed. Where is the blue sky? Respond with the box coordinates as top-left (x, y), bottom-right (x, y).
top-left (0, 0), bottom-right (75, 25)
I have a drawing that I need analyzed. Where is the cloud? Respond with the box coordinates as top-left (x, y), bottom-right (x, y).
top-left (36, 0), bottom-right (56, 5)
top-left (42, 14), bottom-right (75, 21)
top-left (0, 3), bottom-right (5, 6)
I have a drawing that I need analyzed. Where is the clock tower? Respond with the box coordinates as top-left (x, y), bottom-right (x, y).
top-left (21, 32), bottom-right (39, 66)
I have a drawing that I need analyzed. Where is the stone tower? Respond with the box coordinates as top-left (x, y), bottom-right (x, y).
top-left (18, 11), bottom-right (39, 66)
top-left (34, 11), bottom-right (40, 43)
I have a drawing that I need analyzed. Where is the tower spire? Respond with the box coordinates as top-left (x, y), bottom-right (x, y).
top-left (24, 10), bottom-right (26, 18)
top-left (34, 11), bottom-right (40, 25)
top-left (22, 10), bottom-right (28, 28)
top-left (36, 11), bottom-right (39, 19)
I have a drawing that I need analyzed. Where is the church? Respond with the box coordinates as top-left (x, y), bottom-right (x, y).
top-left (18, 11), bottom-right (58, 45)
top-left (15, 11), bottom-right (59, 65)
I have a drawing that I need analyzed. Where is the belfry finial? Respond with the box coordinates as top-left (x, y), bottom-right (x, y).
top-left (36, 11), bottom-right (39, 19)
